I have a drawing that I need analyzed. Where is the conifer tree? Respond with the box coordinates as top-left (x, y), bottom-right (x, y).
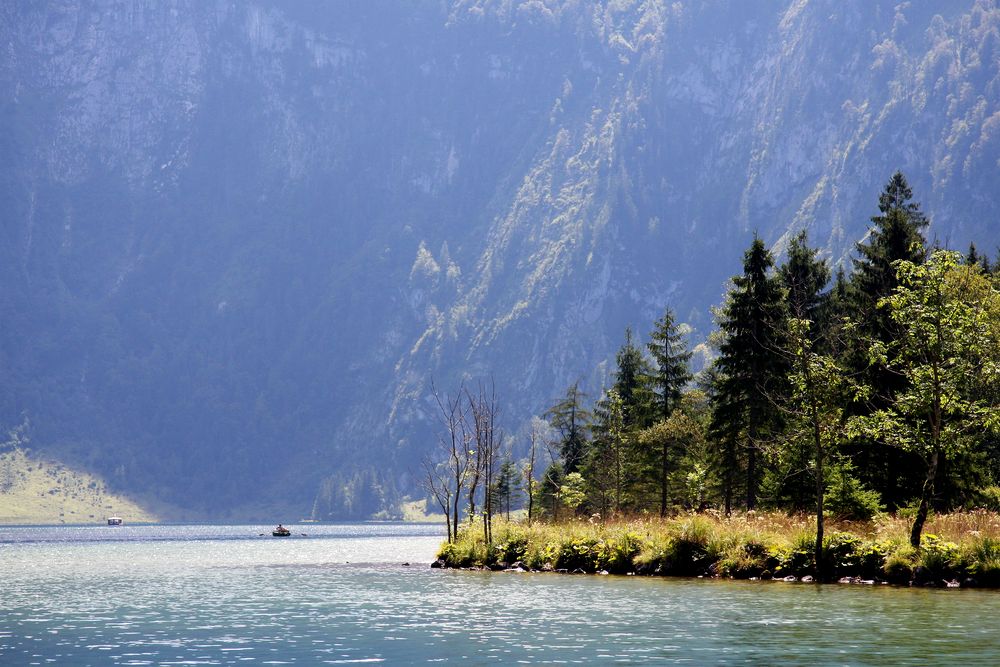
top-left (779, 230), bottom-right (830, 330)
top-left (705, 362), bottom-right (743, 516)
top-left (643, 308), bottom-right (693, 515)
top-left (611, 328), bottom-right (654, 429)
top-left (850, 171), bottom-right (928, 369)
top-left (847, 171), bottom-right (929, 507)
top-left (710, 235), bottom-right (789, 511)
top-left (773, 231), bottom-right (830, 510)
top-left (545, 382), bottom-right (591, 474)
top-left (646, 308), bottom-right (693, 421)
top-left (537, 461), bottom-right (566, 520)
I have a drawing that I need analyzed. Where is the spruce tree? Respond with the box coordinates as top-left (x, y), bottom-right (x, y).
top-left (545, 382), bottom-right (591, 474)
top-left (847, 171), bottom-right (929, 508)
top-left (585, 329), bottom-right (653, 512)
top-left (611, 327), bottom-right (654, 429)
top-left (774, 231), bottom-right (830, 510)
top-left (779, 230), bottom-right (830, 329)
top-left (851, 171), bottom-right (928, 355)
top-left (710, 234), bottom-right (789, 511)
top-left (705, 361), bottom-right (743, 516)
top-left (644, 308), bottom-right (693, 515)
top-left (646, 308), bottom-right (693, 421)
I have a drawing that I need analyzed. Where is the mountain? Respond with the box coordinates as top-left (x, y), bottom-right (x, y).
top-left (2, 0), bottom-right (999, 519)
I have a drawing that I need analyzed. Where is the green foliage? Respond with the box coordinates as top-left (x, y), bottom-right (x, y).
top-left (852, 249), bottom-right (1000, 545)
top-left (545, 383), bottom-right (591, 474)
top-left (883, 545), bottom-right (919, 582)
top-left (780, 230), bottom-right (831, 329)
top-left (978, 486), bottom-right (1000, 512)
top-left (554, 536), bottom-right (601, 571)
top-left (662, 517), bottom-right (718, 575)
top-left (711, 235), bottom-right (789, 512)
top-left (584, 389), bottom-right (635, 514)
top-left (917, 534), bottom-right (961, 577)
top-left (645, 308), bottom-right (693, 421)
top-left (536, 461), bottom-right (566, 519)
top-left (594, 531), bottom-right (645, 573)
top-left (437, 512), bottom-right (1000, 587)
top-left (963, 537), bottom-right (1000, 587)
top-left (558, 472), bottom-right (587, 512)
top-left (715, 537), bottom-right (769, 579)
top-left (493, 532), bottom-right (529, 564)
top-left (772, 531), bottom-right (816, 576)
top-left (825, 461), bottom-right (885, 521)
top-left (611, 328), bottom-right (655, 429)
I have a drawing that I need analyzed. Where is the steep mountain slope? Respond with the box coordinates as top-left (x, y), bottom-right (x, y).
top-left (1, 0), bottom-right (998, 519)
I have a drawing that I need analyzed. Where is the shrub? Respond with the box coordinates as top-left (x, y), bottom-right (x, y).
top-left (823, 531), bottom-right (863, 576)
top-left (917, 533), bottom-right (961, 580)
top-left (494, 534), bottom-right (529, 564)
top-left (716, 538), bottom-right (768, 579)
top-left (884, 545), bottom-right (918, 583)
top-left (855, 539), bottom-right (896, 579)
top-left (555, 536), bottom-right (600, 571)
top-left (826, 462), bottom-right (885, 521)
top-left (595, 531), bottom-right (645, 573)
top-left (964, 537), bottom-right (1000, 586)
top-left (665, 517), bottom-right (716, 575)
top-left (774, 530), bottom-right (815, 576)
top-left (977, 486), bottom-right (1000, 512)
top-left (635, 533), bottom-right (674, 574)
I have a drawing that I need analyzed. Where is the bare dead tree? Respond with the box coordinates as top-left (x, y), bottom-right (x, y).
top-left (523, 419), bottom-right (541, 526)
top-left (467, 378), bottom-right (501, 545)
top-left (422, 455), bottom-right (453, 542)
top-left (429, 381), bottom-right (474, 542)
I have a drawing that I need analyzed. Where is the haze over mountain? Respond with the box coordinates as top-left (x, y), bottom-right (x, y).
top-left (2, 0), bottom-right (999, 519)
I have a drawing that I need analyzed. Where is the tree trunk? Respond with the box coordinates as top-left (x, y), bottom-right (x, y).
top-left (724, 459), bottom-right (733, 517)
top-left (452, 484), bottom-right (461, 543)
top-left (812, 400), bottom-right (824, 580)
top-left (527, 481), bottom-right (534, 526)
top-left (659, 438), bottom-right (669, 518)
top-left (910, 449), bottom-right (939, 548)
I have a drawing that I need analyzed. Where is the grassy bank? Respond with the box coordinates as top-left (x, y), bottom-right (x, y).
top-left (436, 511), bottom-right (1000, 587)
top-left (0, 448), bottom-right (158, 524)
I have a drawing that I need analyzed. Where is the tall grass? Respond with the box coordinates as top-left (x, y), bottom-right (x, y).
top-left (435, 510), bottom-right (1000, 587)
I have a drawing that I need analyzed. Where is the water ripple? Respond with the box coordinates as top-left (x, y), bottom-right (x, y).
top-left (2, 525), bottom-right (999, 665)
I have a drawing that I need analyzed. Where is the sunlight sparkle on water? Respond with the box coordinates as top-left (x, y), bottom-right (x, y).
top-left (2, 523), bottom-right (999, 665)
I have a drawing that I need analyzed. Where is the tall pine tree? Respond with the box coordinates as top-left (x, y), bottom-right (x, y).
top-left (612, 327), bottom-right (653, 429)
top-left (545, 382), bottom-right (591, 475)
top-left (851, 171), bottom-right (929, 356)
top-left (586, 329), bottom-right (652, 512)
top-left (847, 171), bottom-right (929, 508)
top-left (779, 230), bottom-right (830, 332)
top-left (646, 308), bottom-right (693, 421)
top-left (644, 308), bottom-right (693, 515)
top-left (772, 231), bottom-right (830, 510)
top-left (711, 235), bottom-right (789, 511)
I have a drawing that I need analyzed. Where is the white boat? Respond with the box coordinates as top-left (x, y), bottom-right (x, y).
top-left (107, 516), bottom-right (123, 526)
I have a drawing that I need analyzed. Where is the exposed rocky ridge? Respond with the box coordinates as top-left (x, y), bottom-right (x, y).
top-left (1, 1), bottom-right (998, 518)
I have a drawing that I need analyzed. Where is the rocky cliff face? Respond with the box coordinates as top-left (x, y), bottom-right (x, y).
top-left (2, 0), bottom-right (998, 518)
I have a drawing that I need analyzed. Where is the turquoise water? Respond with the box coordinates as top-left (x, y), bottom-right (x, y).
top-left (1, 523), bottom-right (999, 665)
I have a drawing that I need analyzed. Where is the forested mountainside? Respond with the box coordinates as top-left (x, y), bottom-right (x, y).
top-left (1, 0), bottom-right (999, 519)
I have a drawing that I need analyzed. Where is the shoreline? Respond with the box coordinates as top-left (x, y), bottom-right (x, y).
top-left (433, 512), bottom-right (1000, 589)
top-left (432, 561), bottom-right (958, 588)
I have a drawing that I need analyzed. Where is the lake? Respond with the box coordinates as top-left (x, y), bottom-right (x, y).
top-left (1, 523), bottom-right (998, 665)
